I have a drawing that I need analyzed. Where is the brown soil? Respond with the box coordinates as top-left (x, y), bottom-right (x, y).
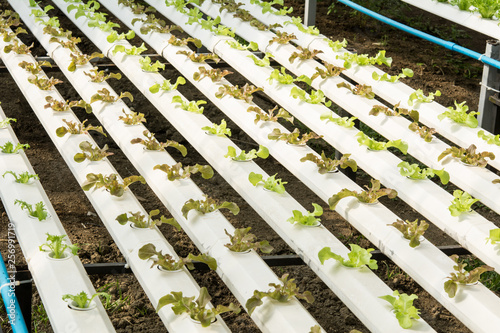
top-left (0, 0), bottom-right (498, 332)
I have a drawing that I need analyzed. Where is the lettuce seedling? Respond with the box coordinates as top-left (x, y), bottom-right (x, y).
top-left (268, 31), bottom-right (297, 45)
top-left (290, 87), bottom-right (332, 106)
top-left (139, 243), bottom-right (216, 271)
top-left (116, 209), bottom-right (180, 230)
top-left (356, 132), bottom-right (408, 154)
top-left (45, 96), bottom-right (92, 114)
top-left (224, 227), bottom-right (273, 253)
top-left (111, 43), bottom-right (147, 56)
top-left (246, 273), bottom-right (314, 315)
top-left (68, 51), bottom-right (104, 72)
top-left (247, 105), bottom-right (294, 124)
top-left (486, 228), bottom-right (500, 245)
top-left (172, 95), bottom-right (206, 114)
top-left (215, 84), bottom-right (263, 103)
top-left (328, 179), bottom-right (397, 209)
top-left (4, 40), bottom-right (33, 55)
top-left (268, 128), bottom-right (322, 145)
top-left (3, 171), bottom-right (39, 184)
top-left (2, 27), bottom-right (27, 43)
top-left (325, 38), bottom-right (348, 52)
top-left (106, 30), bottom-right (135, 43)
top-left (370, 102), bottom-right (419, 120)
top-left (300, 151), bottom-right (357, 173)
top-left (318, 244), bottom-right (378, 269)
top-left (153, 162), bottom-right (213, 181)
top-left (176, 50), bottom-right (220, 63)
top-left (226, 39), bottom-right (258, 51)
top-left (268, 67), bottom-right (311, 85)
top-left (408, 122), bottom-right (436, 142)
top-left (336, 50), bottom-right (392, 69)
top-left (118, 109), bottom-right (146, 126)
top-left (247, 53), bottom-right (274, 67)
top-left (438, 101), bottom-right (479, 128)
top-left (63, 291), bottom-right (111, 309)
top-left (284, 16), bottom-right (320, 35)
top-left (287, 203), bottom-right (323, 226)
top-left (149, 77), bottom-right (186, 94)
top-left (320, 111), bottom-right (357, 128)
top-left (84, 67), bottom-right (122, 83)
top-left (448, 190), bottom-right (479, 217)
top-left (311, 62), bottom-right (345, 81)
top-left (397, 161), bottom-right (449, 184)
top-left (477, 130), bottom-right (500, 146)
top-left (139, 56), bottom-right (165, 73)
top-left (130, 130), bottom-right (187, 156)
top-left (167, 35), bottom-right (202, 48)
top-left (225, 145), bottom-right (269, 161)
top-left (193, 67), bottom-right (232, 82)
top-left (407, 89), bottom-right (441, 106)
top-left (156, 287), bottom-right (240, 326)
top-left (438, 144), bottom-right (494, 167)
top-left (14, 200), bottom-right (48, 221)
top-left (372, 68), bottom-right (413, 83)
top-left (1, 142), bottom-right (29, 154)
top-left (90, 88), bottom-right (133, 104)
top-left (289, 47), bottom-right (323, 63)
top-left (27, 75), bottom-right (62, 90)
top-left (0, 117), bottom-right (16, 128)
top-left (18, 60), bottom-right (51, 75)
top-left (337, 82), bottom-right (375, 99)
top-left (388, 219), bottom-right (429, 248)
top-left (81, 173), bottom-right (146, 197)
top-left (39, 233), bottom-right (79, 258)
top-left (49, 36), bottom-right (81, 52)
top-left (74, 141), bottom-right (113, 163)
top-left (379, 291), bottom-right (420, 329)
top-left (181, 195), bottom-right (239, 218)
top-left (56, 119), bottom-right (105, 137)
top-left (444, 254), bottom-right (493, 298)
top-left (249, 172), bottom-right (287, 194)
top-left (202, 119), bottom-right (231, 137)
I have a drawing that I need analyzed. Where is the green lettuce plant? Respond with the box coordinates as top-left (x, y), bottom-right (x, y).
top-left (1, 142), bottom-right (29, 154)
top-left (336, 50), bottom-right (392, 69)
top-left (39, 233), bottom-right (79, 258)
top-left (249, 172), bottom-right (287, 194)
top-left (290, 87), bottom-right (331, 106)
top-left (477, 130), bottom-right (500, 146)
top-left (139, 56), bottom-right (165, 72)
top-left (202, 119), bottom-right (231, 137)
top-left (149, 77), bottom-right (186, 94)
top-left (287, 203), bottom-right (323, 226)
top-left (372, 68), bottom-right (413, 83)
top-left (408, 89), bottom-right (441, 106)
top-left (3, 171), bottom-right (39, 184)
top-left (438, 101), bottom-right (479, 128)
top-left (116, 209), bottom-right (180, 230)
top-left (449, 190), bottom-right (479, 217)
top-left (111, 43), bottom-right (147, 56)
top-left (247, 53), bottom-right (273, 67)
top-left (380, 291), bottom-right (420, 329)
top-left (320, 111), bottom-right (357, 128)
top-left (172, 95), bottom-right (206, 114)
top-left (318, 244), bottom-right (378, 269)
top-left (225, 145), bottom-right (269, 161)
top-left (486, 228), bottom-right (500, 244)
top-left (14, 200), bottom-right (48, 221)
top-left (356, 132), bottom-right (408, 154)
top-left (397, 161), bottom-right (449, 184)
top-left (63, 291), bottom-right (111, 309)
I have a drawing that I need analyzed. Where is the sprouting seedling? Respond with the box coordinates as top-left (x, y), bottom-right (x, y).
top-left (444, 255), bottom-right (493, 298)
top-left (247, 53), bottom-right (274, 67)
top-left (14, 200), bottom-right (48, 221)
top-left (4, 39), bottom-right (33, 54)
top-left (300, 151), bottom-right (357, 174)
top-left (176, 50), bottom-right (220, 63)
top-left (90, 88), bottom-right (133, 104)
top-left (149, 77), bottom-right (186, 94)
top-left (289, 46), bottom-right (323, 63)
top-left (247, 105), bottom-right (294, 124)
top-left (408, 89), bottom-right (441, 106)
top-left (356, 132), bottom-right (408, 154)
top-left (224, 227), bottom-right (273, 253)
top-left (328, 179), bottom-right (397, 210)
top-left (116, 210), bottom-right (180, 230)
top-left (337, 82), bottom-right (375, 99)
top-left (224, 145), bottom-right (269, 161)
top-left (139, 56), bottom-right (165, 72)
top-left (202, 119), bottom-right (231, 137)
top-left (156, 287), bottom-right (240, 327)
top-left (56, 119), bottom-right (106, 137)
top-left (18, 60), bottom-right (51, 75)
top-left (336, 50), bottom-right (392, 69)
top-left (311, 61), bottom-right (345, 81)
top-left (448, 190), bottom-right (479, 217)
top-left (268, 128), bottom-right (322, 145)
top-left (0, 117), bottom-right (16, 128)
top-left (81, 173), bottom-right (146, 197)
top-left (438, 101), bottom-right (479, 128)
top-left (290, 87), bottom-right (332, 106)
top-left (388, 219), bottom-right (429, 248)
top-left (73, 141), bottom-right (113, 163)
top-left (193, 67), bottom-right (232, 83)
top-left (268, 31), bottom-right (297, 45)
top-left (0, 141), bottom-right (29, 154)
top-left (397, 161), bottom-right (449, 184)
top-left (181, 195), bottom-right (240, 219)
top-left (111, 43), bottom-right (147, 56)
top-left (372, 68), bottom-right (414, 83)
top-left (118, 109), bottom-right (147, 126)
top-left (153, 162), bottom-right (214, 181)
top-left (27, 75), bottom-right (63, 90)
top-left (320, 111), bottom-right (357, 128)
top-left (438, 144), bottom-right (494, 167)
top-left (226, 40), bottom-right (259, 51)
top-left (171, 95), bottom-right (206, 114)
top-left (287, 203), bottom-right (323, 226)
top-left (139, 243), bottom-right (216, 271)
top-left (215, 84), bottom-right (263, 103)
top-left (83, 67), bottom-right (122, 83)
top-left (478, 130), bottom-right (500, 146)
top-left (130, 130), bottom-right (187, 156)
top-left (379, 291), bottom-right (420, 329)
top-left (167, 35), bottom-right (202, 48)
top-left (39, 233), bottom-right (79, 258)
top-left (318, 244), bottom-right (378, 269)
top-left (106, 29), bottom-right (135, 43)
top-left (44, 96), bottom-right (92, 114)
top-left (246, 273), bottom-right (314, 315)
top-left (249, 172), bottom-right (287, 194)
top-left (68, 51), bottom-right (104, 72)
top-left (63, 291), bottom-right (111, 309)
top-left (3, 171), bottom-right (39, 184)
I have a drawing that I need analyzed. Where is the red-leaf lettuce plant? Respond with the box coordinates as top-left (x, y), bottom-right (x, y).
top-left (444, 255), bottom-right (493, 298)
top-left (301, 152), bottom-right (357, 173)
top-left (81, 173), bottom-right (146, 197)
top-left (138, 243), bottom-right (216, 271)
top-left (73, 141), bottom-right (113, 163)
top-left (153, 162), bottom-right (214, 181)
top-left (328, 179), bottom-right (397, 209)
top-left (130, 130), bottom-right (187, 156)
top-left (438, 144), bottom-right (494, 167)
top-left (224, 227), bottom-right (273, 253)
top-left (181, 195), bottom-right (240, 218)
top-left (116, 209), bottom-right (180, 230)
top-left (388, 219), bottom-right (429, 248)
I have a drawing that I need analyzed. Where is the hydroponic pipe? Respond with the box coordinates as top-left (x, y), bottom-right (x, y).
top-left (336, 0), bottom-right (500, 70)
top-left (0, 253), bottom-right (28, 333)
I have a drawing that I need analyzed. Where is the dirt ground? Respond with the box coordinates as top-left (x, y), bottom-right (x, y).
top-left (0, 0), bottom-right (498, 332)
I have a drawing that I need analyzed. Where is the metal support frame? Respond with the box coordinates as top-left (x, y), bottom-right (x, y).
top-left (478, 40), bottom-right (500, 134)
top-left (304, 0), bottom-right (317, 27)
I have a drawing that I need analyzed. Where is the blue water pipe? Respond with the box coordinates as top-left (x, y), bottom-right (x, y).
top-left (0, 253), bottom-right (29, 333)
top-left (336, 0), bottom-right (500, 71)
